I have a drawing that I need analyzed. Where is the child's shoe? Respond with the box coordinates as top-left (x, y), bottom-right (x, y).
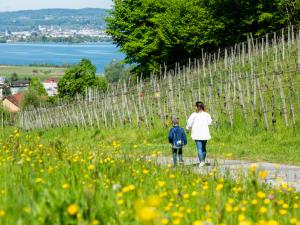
top-left (178, 155), bottom-right (184, 164)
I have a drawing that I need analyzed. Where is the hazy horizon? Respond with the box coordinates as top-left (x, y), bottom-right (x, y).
top-left (0, 0), bottom-right (113, 12)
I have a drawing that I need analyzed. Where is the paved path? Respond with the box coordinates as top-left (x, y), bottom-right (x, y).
top-left (153, 156), bottom-right (300, 191)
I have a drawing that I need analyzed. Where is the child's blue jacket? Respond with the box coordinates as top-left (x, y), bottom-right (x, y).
top-left (168, 125), bottom-right (187, 148)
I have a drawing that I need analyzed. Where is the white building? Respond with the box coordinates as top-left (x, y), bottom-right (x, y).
top-left (43, 78), bottom-right (59, 96)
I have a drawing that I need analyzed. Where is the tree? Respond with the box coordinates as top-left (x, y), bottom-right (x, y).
top-left (2, 79), bottom-right (11, 97)
top-left (10, 73), bottom-right (18, 82)
top-left (107, 0), bottom-right (295, 76)
top-left (21, 89), bottom-right (41, 109)
top-left (28, 77), bottom-right (47, 96)
top-left (104, 60), bottom-right (132, 83)
top-left (21, 78), bottom-right (47, 109)
top-left (58, 59), bottom-right (108, 98)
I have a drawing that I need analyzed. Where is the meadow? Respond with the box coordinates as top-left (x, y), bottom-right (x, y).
top-left (0, 128), bottom-right (299, 225)
top-left (0, 65), bottom-right (66, 81)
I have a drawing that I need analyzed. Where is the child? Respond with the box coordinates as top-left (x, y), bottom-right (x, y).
top-left (168, 116), bottom-right (187, 166)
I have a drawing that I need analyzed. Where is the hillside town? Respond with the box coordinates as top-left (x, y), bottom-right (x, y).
top-left (0, 26), bottom-right (111, 42)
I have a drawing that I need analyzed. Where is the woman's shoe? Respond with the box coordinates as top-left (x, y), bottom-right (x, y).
top-left (199, 162), bottom-right (205, 167)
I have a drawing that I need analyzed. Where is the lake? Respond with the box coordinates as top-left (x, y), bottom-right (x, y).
top-left (0, 42), bottom-right (125, 73)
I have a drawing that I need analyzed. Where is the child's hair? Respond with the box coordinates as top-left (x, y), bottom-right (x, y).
top-left (172, 116), bottom-right (179, 125)
top-left (196, 101), bottom-right (205, 111)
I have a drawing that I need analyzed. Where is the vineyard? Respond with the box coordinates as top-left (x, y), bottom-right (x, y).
top-left (0, 25), bottom-right (300, 225)
top-left (16, 27), bottom-right (300, 131)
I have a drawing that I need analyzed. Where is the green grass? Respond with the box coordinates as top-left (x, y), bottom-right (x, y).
top-left (0, 65), bottom-right (66, 81)
top-left (0, 128), bottom-right (299, 225)
top-left (2, 122), bottom-right (299, 165)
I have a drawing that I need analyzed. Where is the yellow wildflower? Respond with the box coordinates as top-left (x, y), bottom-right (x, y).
top-left (158, 181), bottom-right (166, 187)
top-left (225, 204), bottom-right (232, 212)
top-left (137, 206), bottom-right (157, 222)
top-left (143, 169), bottom-right (149, 175)
top-left (147, 195), bottom-right (161, 207)
top-left (216, 183), bottom-right (224, 191)
top-left (258, 170), bottom-right (268, 180)
top-left (259, 207), bottom-right (267, 214)
top-left (172, 218), bottom-right (180, 225)
top-left (161, 218), bottom-right (169, 225)
top-left (268, 220), bottom-right (279, 225)
top-left (91, 220), bottom-right (100, 225)
top-left (193, 221), bottom-right (203, 225)
top-left (257, 192), bottom-right (266, 199)
top-left (62, 183), bottom-right (70, 189)
top-left (0, 210), bottom-right (5, 217)
top-left (169, 174), bottom-right (175, 179)
top-left (67, 204), bottom-right (79, 216)
top-left (35, 178), bottom-right (44, 183)
top-left (249, 164), bottom-right (257, 172)
top-left (279, 209), bottom-right (287, 215)
top-left (88, 164), bottom-right (95, 171)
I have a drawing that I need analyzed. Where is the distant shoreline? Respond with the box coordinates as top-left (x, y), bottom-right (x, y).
top-left (0, 41), bottom-right (113, 45)
top-left (0, 64), bottom-right (71, 68)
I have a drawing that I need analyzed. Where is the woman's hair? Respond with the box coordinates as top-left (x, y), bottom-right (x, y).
top-left (196, 101), bottom-right (205, 111)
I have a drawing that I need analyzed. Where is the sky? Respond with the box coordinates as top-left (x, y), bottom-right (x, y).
top-left (0, 0), bottom-right (113, 12)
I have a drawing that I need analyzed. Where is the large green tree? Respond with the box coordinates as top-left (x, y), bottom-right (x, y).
top-left (107, 0), bottom-right (297, 76)
top-left (58, 59), bottom-right (107, 98)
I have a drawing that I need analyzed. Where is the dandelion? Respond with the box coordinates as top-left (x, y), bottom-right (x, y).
top-left (169, 174), bottom-right (175, 179)
top-left (23, 207), bottom-right (31, 214)
top-left (193, 221), bottom-right (203, 225)
top-left (204, 205), bottom-right (210, 212)
top-left (268, 220), bottom-right (279, 225)
top-left (186, 208), bottom-right (192, 214)
top-left (239, 220), bottom-right (251, 225)
top-left (0, 210), bottom-right (5, 217)
top-left (258, 170), bottom-right (268, 180)
top-left (251, 199), bottom-right (258, 205)
top-left (183, 194), bottom-right (189, 199)
top-left (143, 169), bottom-right (149, 175)
top-left (173, 189), bottom-right (179, 195)
top-left (238, 214), bottom-right (246, 221)
top-left (191, 191), bottom-right (198, 196)
top-left (67, 204), bottom-right (79, 216)
top-left (225, 204), bottom-right (232, 212)
top-left (257, 192), bottom-right (266, 199)
top-left (35, 178), bottom-right (44, 183)
top-left (137, 206), bottom-right (157, 223)
top-left (88, 164), bottom-right (95, 171)
top-left (146, 195), bottom-right (161, 207)
top-left (279, 209), bottom-right (287, 215)
top-left (259, 206), bottom-right (267, 214)
top-left (161, 218), bottom-right (169, 225)
top-left (62, 183), bottom-right (70, 189)
top-left (249, 164), bottom-right (257, 172)
top-left (216, 183), bottom-right (224, 191)
top-left (117, 199), bottom-right (124, 205)
top-left (158, 181), bottom-right (166, 187)
top-left (91, 219), bottom-right (100, 225)
top-left (172, 218), bottom-right (181, 225)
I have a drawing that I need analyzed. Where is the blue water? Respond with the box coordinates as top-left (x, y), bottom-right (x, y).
top-left (0, 42), bottom-right (125, 73)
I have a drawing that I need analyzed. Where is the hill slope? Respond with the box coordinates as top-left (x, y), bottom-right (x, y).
top-left (0, 8), bottom-right (108, 32)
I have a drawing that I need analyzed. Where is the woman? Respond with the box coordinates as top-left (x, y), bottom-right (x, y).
top-left (186, 101), bottom-right (212, 167)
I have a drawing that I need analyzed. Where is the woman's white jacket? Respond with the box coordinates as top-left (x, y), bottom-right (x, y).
top-left (186, 112), bottom-right (212, 141)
